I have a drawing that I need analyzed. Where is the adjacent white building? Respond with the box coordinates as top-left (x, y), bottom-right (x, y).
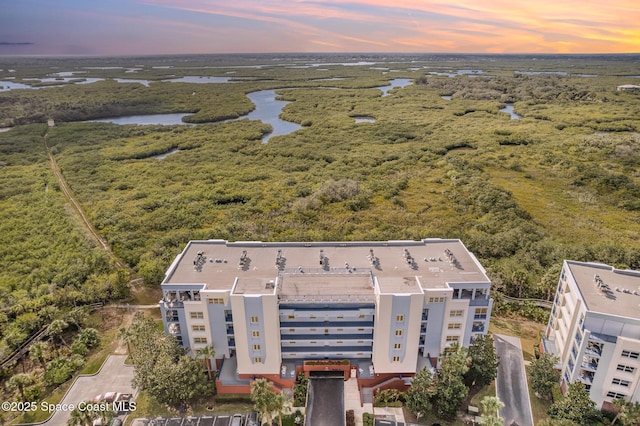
top-left (543, 260), bottom-right (640, 409)
top-left (160, 239), bottom-right (493, 391)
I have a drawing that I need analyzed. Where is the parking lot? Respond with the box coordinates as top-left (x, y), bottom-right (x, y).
top-left (131, 412), bottom-right (257, 426)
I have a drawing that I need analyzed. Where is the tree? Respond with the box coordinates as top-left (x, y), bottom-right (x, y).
top-left (530, 353), bottom-right (560, 400)
top-left (196, 345), bottom-right (216, 381)
top-left (74, 328), bottom-right (100, 349)
top-left (124, 312), bottom-right (211, 407)
top-left (273, 392), bottom-right (289, 426)
top-left (478, 396), bottom-right (504, 426)
top-left (117, 326), bottom-right (133, 354)
top-left (548, 381), bottom-right (600, 425)
top-left (8, 373), bottom-right (34, 400)
top-left (433, 345), bottom-right (471, 419)
top-left (251, 378), bottom-right (280, 426)
top-left (612, 399), bottom-right (640, 426)
top-left (466, 334), bottom-right (499, 387)
top-left (147, 341), bottom-right (213, 408)
top-left (67, 402), bottom-right (99, 426)
top-left (405, 368), bottom-right (435, 423)
top-left (29, 341), bottom-right (50, 369)
top-left (48, 319), bottom-right (69, 347)
top-left (538, 419), bottom-right (579, 426)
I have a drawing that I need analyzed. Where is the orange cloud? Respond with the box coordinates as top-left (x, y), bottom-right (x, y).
top-left (134, 0), bottom-right (640, 53)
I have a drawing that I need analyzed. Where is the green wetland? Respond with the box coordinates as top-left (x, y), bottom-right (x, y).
top-left (0, 54), bottom-right (639, 403)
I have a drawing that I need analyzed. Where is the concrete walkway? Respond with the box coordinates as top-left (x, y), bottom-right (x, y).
top-left (43, 355), bottom-right (136, 425)
top-left (494, 334), bottom-right (534, 426)
top-left (344, 378), bottom-right (373, 426)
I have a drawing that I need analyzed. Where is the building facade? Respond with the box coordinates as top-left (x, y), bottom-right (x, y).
top-left (160, 239), bottom-right (493, 390)
top-left (542, 260), bottom-right (640, 409)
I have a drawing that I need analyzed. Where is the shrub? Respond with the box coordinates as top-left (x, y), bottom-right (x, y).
top-left (346, 409), bottom-right (355, 426)
top-left (363, 412), bottom-right (374, 426)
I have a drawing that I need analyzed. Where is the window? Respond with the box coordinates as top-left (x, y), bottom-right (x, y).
top-left (395, 329), bottom-right (403, 336)
top-left (208, 298), bottom-right (224, 304)
top-left (428, 297), bottom-right (445, 303)
top-left (393, 356), bottom-right (400, 362)
top-left (194, 337), bottom-right (207, 344)
top-left (190, 312), bottom-right (204, 319)
top-left (606, 391), bottom-right (626, 399)
top-left (617, 365), bottom-right (636, 373)
top-left (612, 378), bottom-right (631, 387)
top-left (253, 344), bottom-right (261, 351)
top-left (192, 325), bottom-right (205, 331)
top-left (450, 310), bottom-right (463, 317)
top-left (394, 343), bottom-right (402, 349)
top-left (621, 350), bottom-right (640, 359)
top-left (474, 308), bottom-right (488, 319)
top-left (288, 314), bottom-right (295, 319)
top-left (396, 314), bottom-right (404, 322)
top-left (252, 330), bottom-right (260, 337)
top-left (250, 316), bottom-right (259, 323)
top-left (446, 335), bottom-right (459, 342)
top-left (254, 357), bottom-right (262, 363)
top-left (448, 323), bottom-right (461, 330)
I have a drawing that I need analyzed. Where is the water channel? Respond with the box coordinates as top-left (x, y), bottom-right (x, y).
top-left (500, 104), bottom-right (521, 120)
top-left (4, 76), bottom-right (415, 144)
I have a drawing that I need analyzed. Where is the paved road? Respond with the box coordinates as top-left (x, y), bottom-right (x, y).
top-left (494, 334), bottom-right (534, 426)
top-left (44, 355), bottom-right (136, 425)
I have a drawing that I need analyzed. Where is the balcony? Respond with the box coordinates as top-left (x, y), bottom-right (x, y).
top-left (472, 322), bottom-right (485, 333)
top-left (585, 342), bottom-right (603, 357)
top-left (578, 370), bottom-right (594, 385)
top-left (280, 333), bottom-right (373, 340)
top-left (280, 320), bottom-right (374, 328)
top-left (581, 357), bottom-right (599, 372)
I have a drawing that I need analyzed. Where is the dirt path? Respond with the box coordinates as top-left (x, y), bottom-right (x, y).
top-left (44, 130), bottom-right (133, 273)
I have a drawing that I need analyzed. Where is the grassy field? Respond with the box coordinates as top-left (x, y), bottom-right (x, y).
top-left (489, 316), bottom-right (545, 361)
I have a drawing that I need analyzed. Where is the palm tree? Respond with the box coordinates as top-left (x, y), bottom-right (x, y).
top-left (67, 402), bottom-right (97, 426)
top-left (8, 373), bottom-right (34, 400)
top-left (273, 392), bottom-right (290, 426)
top-left (117, 326), bottom-right (133, 354)
top-left (48, 319), bottom-right (69, 347)
top-left (251, 378), bottom-right (279, 426)
top-left (478, 396), bottom-right (505, 426)
top-left (196, 345), bottom-right (216, 380)
top-left (612, 399), bottom-right (640, 426)
top-left (29, 341), bottom-right (50, 370)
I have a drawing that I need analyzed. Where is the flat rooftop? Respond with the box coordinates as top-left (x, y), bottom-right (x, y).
top-left (163, 239), bottom-right (490, 295)
top-left (567, 261), bottom-right (640, 318)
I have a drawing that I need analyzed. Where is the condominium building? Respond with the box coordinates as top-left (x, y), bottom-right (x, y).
top-left (160, 239), bottom-right (492, 392)
top-left (542, 261), bottom-right (640, 409)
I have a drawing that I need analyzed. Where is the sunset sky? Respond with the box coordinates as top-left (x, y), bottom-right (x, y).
top-left (1, 0), bottom-right (639, 55)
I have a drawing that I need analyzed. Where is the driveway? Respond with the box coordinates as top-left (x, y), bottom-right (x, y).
top-left (306, 376), bottom-right (345, 426)
top-left (494, 334), bottom-right (534, 426)
top-left (44, 355), bottom-right (136, 425)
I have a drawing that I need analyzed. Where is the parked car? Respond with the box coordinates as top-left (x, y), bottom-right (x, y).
top-left (246, 411), bottom-right (259, 426)
top-left (231, 414), bottom-right (244, 426)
